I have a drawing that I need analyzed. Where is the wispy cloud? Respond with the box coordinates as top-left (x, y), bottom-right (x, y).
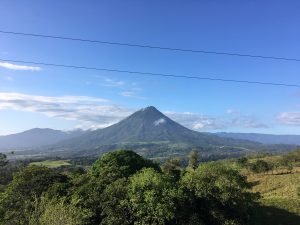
top-left (103, 78), bottom-right (125, 87)
top-left (100, 77), bottom-right (143, 98)
top-left (165, 111), bottom-right (224, 130)
top-left (5, 76), bottom-right (13, 81)
top-left (0, 92), bottom-right (269, 131)
top-left (278, 112), bottom-right (300, 125)
top-left (165, 109), bottom-right (268, 131)
top-left (0, 92), bottom-right (132, 129)
top-left (0, 62), bottom-right (41, 71)
top-left (2, 76), bottom-right (13, 81)
top-left (120, 91), bottom-right (135, 97)
top-left (226, 109), bottom-right (268, 128)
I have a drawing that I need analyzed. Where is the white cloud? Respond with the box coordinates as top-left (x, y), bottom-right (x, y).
top-left (103, 78), bottom-right (125, 87)
top-left (0, 92), bottom-right (132, 129)
top-left (154, 118), bottom-right (166, 126)
top-left (0, 92), bottom-right (269, 131)
top-left (120, 91), bottom-right (135, 97)
top-left (226, 109), bottom-right (268, 128)
top-left (101, 77), bottom-right (143, 98)
top-left (278, 112), bottom-right (300, 125)
top-left (0, 62), bottom-right (41, 71)
top-left (165, 110), bottom-right (268, 130)
top-left (165, 111), bottom-right (224, 130)
top-left (226, 109), bottom-right (241, 116)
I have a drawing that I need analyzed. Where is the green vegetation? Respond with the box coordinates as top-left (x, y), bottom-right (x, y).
top-left (247, 172), bottom-right (300, 225)
top-left (0, 150), bottom-right (259, 225)
top-left (188, 149), bottom-right (199, 170)
top-left (29, 160), bottom-right (71, 168)
top-left (232, 149), bottom-right (300, 225)
top-left (2, 149), bottom-right (300, 225)
top-left (0, 153), bottom-right (8, 167)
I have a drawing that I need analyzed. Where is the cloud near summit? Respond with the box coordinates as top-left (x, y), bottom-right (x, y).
top-left (0, 92), bottom-right (268, 131)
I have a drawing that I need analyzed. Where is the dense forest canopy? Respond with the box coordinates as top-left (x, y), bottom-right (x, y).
top-left (2, 149), bottom-right (300, 225)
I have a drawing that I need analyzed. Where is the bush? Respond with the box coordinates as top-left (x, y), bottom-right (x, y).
top-left (181, 162), bottom-right (259, 225)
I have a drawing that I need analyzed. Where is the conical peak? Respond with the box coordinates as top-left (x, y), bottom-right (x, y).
top-left (141, 106), bottom-right (158, 112)
top-left (137, 106), bottom-right (166, 117)
top-left (124, 106), bottom-right (168, 125)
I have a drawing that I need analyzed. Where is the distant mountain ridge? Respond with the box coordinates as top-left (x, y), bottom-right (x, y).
top-left (53, 106), bottom-right (258, 150)
top-left (0, 128), bottom-right (86, 151)
top-left (216, 132), bottom-right (300, 145)
top-left (1, 107), bottom-right (297, 158)
top-left (43, 106), bottom-right (290, 160)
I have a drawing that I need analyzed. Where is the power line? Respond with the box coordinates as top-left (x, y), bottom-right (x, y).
top-left (0, 30), bottom-right (299, 62)
top-left (0, 58), bottom-right (299, 88)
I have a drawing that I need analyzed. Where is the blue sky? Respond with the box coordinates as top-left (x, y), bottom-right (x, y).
top-left (0, 0), bottom-right (300, 135)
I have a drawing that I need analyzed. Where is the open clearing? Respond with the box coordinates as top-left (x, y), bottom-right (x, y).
top-left (247, 170), bottom-right (300, 225)
top-left (29, 160), bottom-right (71, 168)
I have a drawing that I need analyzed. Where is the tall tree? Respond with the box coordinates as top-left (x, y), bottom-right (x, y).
top-left (0, 166), bottom-right (69, 225)
top-left (161, 158), bottom-right (182, 180)
top-left (188, 150), bottom-right (199, 170)
top-left (71, 150), bottom-right (160, 225)
top-left (0, 153), bottom-right (7, 168)
top-left (100, 178), bottom-right (132, 225)
top-left (90, 150), bottom-right (160, 184)
top-left (127, 168), bottom-right (179, 225)
top-left (181, 162), bottom-right (259, 225)
top-left (28, 196), bottom-right (88, 225)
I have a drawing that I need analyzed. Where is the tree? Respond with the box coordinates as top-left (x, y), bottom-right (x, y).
top-left (287, 164), bottom-right (294, 174)
top-left (0, 165), bottom-right (69, 225)
top-left (0, 153), bottom-right (8, 168)
top-left (28, 196), bottom-right (89, 225)
top-left (100, 179), bottom-right (132, 225)
top-left (248, 160), bottom-right (270, 174)
top-left (90, 150), bottom-right (160, 184)
top-left (255, 160), bottom-right (270, 174)
top-left (70, 174), bottom-right (101, 225)
top-left (0, 153), bottom-right (9, 189)
top-left (188, 150), bottom-right (199, 170)
top-left (161, 158), bottom-right (182, 181)
top-left (279, 156), bottom-right (294, 174)
top-left (127, 168), bottom-right (179, 225)
top-left (71, 150), bottom-right (160, 225)
top-left (181, 162), bottom-right (259, 225)
top-left (236, 157), bottom-right (248, 168)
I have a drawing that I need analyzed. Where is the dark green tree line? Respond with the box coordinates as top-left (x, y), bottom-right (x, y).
top-left (0, 150), bottom-right (259, 225)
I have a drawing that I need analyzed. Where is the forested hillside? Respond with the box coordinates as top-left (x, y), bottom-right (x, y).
top-left (2, 149), bottom-right (300, 225)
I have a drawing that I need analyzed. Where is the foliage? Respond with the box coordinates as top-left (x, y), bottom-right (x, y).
top-left (0, 153), bottom-right (8, 168)
top-left (248, 160), bottom-right (270, 174)
top-left (71, 150), bottom-right (160, 225)
top-left (188, 150), bottom-right (200, 170)
top-left (161, 157), bottom-right (182, 180)
top-left (0, 165), bottom-right (69, 225)
top-left (100, 178), bottom-right (132, 225)
top-left (127, 168), bottom-right (179, 225)
top-left (181, 162), bottom-right (259, 225)
top-left (90, 150), bottom-right (160, 183)
top-left (0, 150), bottom-right (270, 225)
top-left (27, 195), bottom-right (88, 225)
top-left (236, 157), bottom-right (248, 168)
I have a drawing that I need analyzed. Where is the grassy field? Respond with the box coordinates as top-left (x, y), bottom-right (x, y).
top-left (29, 160), bottom-right (71, 168)
top-left (247, 170), bottom-right (300, 225)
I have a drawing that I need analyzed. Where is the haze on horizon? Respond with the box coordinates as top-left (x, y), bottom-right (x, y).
top-left (0, 1), bottom-right (300, 135)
